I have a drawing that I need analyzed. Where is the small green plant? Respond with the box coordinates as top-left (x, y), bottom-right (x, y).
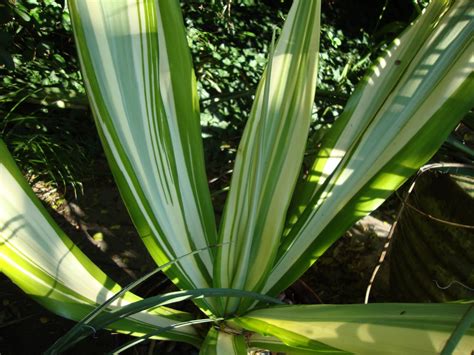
top-left (0, 0), bottom-right (91, 194)
top-left (0, 0), bottom-right (473, 353)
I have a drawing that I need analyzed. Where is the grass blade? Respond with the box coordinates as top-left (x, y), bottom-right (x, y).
top-left (49, 288), bottom-right (282, 353)
top-left (50, 244), bottom-right (227, 354)
top-left (92, 288), bottom-right (283, 331)
top-left (109, 318), bottom-right (221, 355)
top-left (441, 304), bottom-right (474, 355)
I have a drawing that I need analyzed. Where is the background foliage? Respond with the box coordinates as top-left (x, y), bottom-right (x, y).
top-left (0, 0), bottom-right (423, 197)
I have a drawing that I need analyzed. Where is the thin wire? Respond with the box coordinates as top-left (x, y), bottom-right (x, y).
top-left (364, 181), bottom-right (413, 304)
top-left (433, 279), bottom-right (474, 292)
top-left (364, 163), bottom-right (474, 304)
top-left (82, 324), bottom-right (97, 338)
top-left (397, 194), bottom-right (474, 229)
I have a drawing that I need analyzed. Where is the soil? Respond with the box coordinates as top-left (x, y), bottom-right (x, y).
top-left (0, 155), bottom-right (397, 355)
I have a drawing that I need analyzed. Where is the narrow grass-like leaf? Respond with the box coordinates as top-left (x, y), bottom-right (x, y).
top-left (232, 303), bottom-right (474, 354)
top-left (0, 140), bottom-right (201, 347)
top-left (68, 0), bottom-right (218, 312)
top-left (265, 0), bottom-right (474, 295)
top-left (52, 244), bottom-right (226, 354)
top-left (91, 288), bottom-right (283, 333)
top-left (50, 287), bottom-right (281, 353)
top-left (441, 304), bottom-right (474, 355)
top-left (215, 0), bottom-right (321, 314)
top-left (110, 318), bottom-right (222, 355)
top-left (200, 327), bottom-right (247, 355)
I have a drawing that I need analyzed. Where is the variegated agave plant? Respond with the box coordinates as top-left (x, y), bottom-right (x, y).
top-left (1, 0), bottom-right (473, 353)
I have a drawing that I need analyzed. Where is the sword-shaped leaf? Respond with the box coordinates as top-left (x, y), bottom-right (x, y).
top-left (265, 0), bottom-right (474, 295)
top-left (232, 303), bottom-right (474, 354)
top-left (68, 0), bottom-right (218, 312)
top-left (214, 0), bottom-right (321, 314)
top-left (0, 140), bottom-right (200, 346)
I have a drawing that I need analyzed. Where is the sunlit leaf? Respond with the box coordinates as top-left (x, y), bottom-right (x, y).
top-left (68, 0), bottom-right (218, 313)
top-left (0, 140), bottom-right (200, 346)
top-left (232, 303), bottom-right (474, 354)
top-left (215, 0), bottom-right (321, 314)
top-left (265, 0), bottom-right (474, 295)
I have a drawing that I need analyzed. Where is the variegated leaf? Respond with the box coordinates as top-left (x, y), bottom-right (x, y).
top-left (0, 140), bottom-right (201, 346)
top-left (232, 303), bottom-right (474, 354)
top-left (265, 0), bottom-right (474, 295)
top-left (214, 0), bottom-right (321, 314)
top-left (68, 0), bottom-right (218, 312)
